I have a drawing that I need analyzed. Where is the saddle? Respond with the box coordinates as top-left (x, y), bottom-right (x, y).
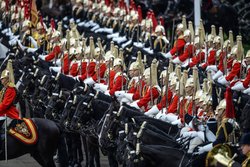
top-left (8, 118), bottom-right (38, 145)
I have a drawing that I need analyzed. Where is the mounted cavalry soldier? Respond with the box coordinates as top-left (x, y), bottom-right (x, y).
top-left (39, 30), bottom-right (61, 62)
top-left (0, 62), bottom-right (19, 122)
top-left (198, 88), bottom-right (239, 154)
top-left (0, 60), bottom-right (20, 128)
top-left (162, 23), bottom-right (186, 59)
top-left (128, 59), bottom-right (160, 111)
top-left (231, 50), bottom-right (250, 92)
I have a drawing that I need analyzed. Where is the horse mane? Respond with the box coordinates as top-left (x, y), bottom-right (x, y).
top-left (94, 91), bottom-right (113, 103)
top-left (133, 116), bottom-right (179, 137)
top-left (119, 104), bottom-right (144, 117)
top-left (140, 144), bottom-right (188, 167)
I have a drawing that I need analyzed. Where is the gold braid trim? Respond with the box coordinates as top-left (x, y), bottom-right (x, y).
top-left (216, 119), bottom-right (229, 143)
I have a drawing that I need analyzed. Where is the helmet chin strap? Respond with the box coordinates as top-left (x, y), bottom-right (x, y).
top-left (2, 78), bottom-right (9, 87)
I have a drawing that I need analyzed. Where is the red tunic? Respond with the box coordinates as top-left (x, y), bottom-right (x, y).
top-left (106, 70), bottom-right (116, 90)
top-left (179, 98), bottom-right (193, 123)
top-left (69, 60), bottom-right (79, 77)
top-left (78, 61), bottom-right (87, 75)
top-left (201, 49), bottom-right (216, 69)
top-left (92, 63), bottom-right (107, 83)
top-left (243, 68), bottom-right (250, 88)
top-left (218, 52), bottom-right (233, 73)
top-left (137, 86), bottom-right (160, 111)
top-left (225, 61), bottom-right (241, 81)
top-left (132, 80), bottom-right (146, 100)
top-left (79, 61), bottom-right (96, 81)
top-left (178, 43), bottom-right (195, 62)
top-left (189, 50), bottom-right (205, 68)
top-left (0, 86), bottom-right (20, 119)
top-left (167, 94), bottom-right (179, 114)
top-left (170, 37), bottom-right (186, 56)
top-left (45, 45), bottom-right (61, 62)
top-left (127, 78), bottom-right (137, 94)
top-left (156, 88), bottom-right (173, 110)
top-left (62, 54), bottom-right (70, 75)
top-left (109, 72), bottom-right (127, 96)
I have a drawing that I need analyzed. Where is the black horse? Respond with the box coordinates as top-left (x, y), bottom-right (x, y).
top-left (0, 118), bottom-right (60, 167)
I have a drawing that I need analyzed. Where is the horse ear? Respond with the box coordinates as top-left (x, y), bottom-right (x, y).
top-left (59, 90), bottom-right (62, 98)
top-left (73, 95), bottom-right (77, 104)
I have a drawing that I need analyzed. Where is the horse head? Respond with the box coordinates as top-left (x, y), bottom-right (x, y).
top-left (45, 90), bottom-right (69, 121)
top-left (70, 94), bottom-right (94, 132)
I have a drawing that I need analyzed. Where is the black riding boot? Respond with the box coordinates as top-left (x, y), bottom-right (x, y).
top-left (0, 120), bottom-right (5, 153)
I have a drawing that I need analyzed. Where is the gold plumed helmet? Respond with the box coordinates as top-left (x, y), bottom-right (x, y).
top-left (195, 89), bottom-right (203, 101)
top-left (22, 19), bottom-right (31, 28)
top-left (104, 51), bottom-right (114, 62)
top-left (213, 36), bottom-right (221, 44)
top-left (76, 46), bottom-right (82, 55)
top-left (110, 41), bottom-right (115, 54)
top-left (193, 67), bottom-right (200, 91)
top-left (230, 44), bottom-right (237, 55)
top-left (145, 19), bottom-right (153, 29)
top-left (199, 19), bottom-right (205, 42)
top-left (229, 30), bottom-right (234, 47)
top-left (136, 51), bottom-right (145, 74)
top-left (155, 25), bottom-right (165, 34)
top-left (219, 27), bottom-right (224, 46)
top-left (199, 27), bottom-right (205, 46)
top-left (211, 25), bottom-right (216, 37)
top-left (1, 70), bottom-right (9, 80)
top-left (118, 48), bottom-right (126, 70)
top-left (216, 99), bottom-right (226, 111)
top-left (180, 70), bottom-right (188, 96)
top-left (168, 60), bottom-right (174, 73)
top-left (207, 34), bottom-right (214, 43)
top-left (89, 36), bottom-right (95, 59)
top-left (175, 65), bottom-right (182, 81)
top-left (236, 35), bottom-right (244, 61)
top-left (51, 30), bottom-right (61, 39)
top-left (159, 70), bottom-right (167, 80)
top-left (182, 15), bottom-right (187, 31)
top-left (129, 62), bottom-right (140, 71)
top-left (202, 78), bottom-right (208, 94)
top-left (1, 60), bottom-right (15, 85)
top-left (194, 36), bottom-right (200, 45)
top-left (183, 29), bottom-right (191, 37)
top-left (113, 46), bottom-right (119, 58)
top-left (113, 58), bottom-right (123, 67)
top-left (185, 77), bottom-right (194, 88)
top-left (70, 38), bottom-right (76, 47)
top-left (170, 76), bottom-right (178, 87)
top-left (151, 59), bottom-right (158, 86)
top-left (246, 50), bottom-right (250, 58)
top-left (37, 22), bottom-right (47, 31)
top-left (176, 23), bottom-right (184, 32)
top-left (223, 40), bottom-right (230, 49)
top-left (94, 47), bottom-right (101, 59)
top-left (69, 47), bottom-right (77, 56)
top-left (143, 59), bottom-right (158, 86)
top-left (188, 21), bottom-right (194, 42)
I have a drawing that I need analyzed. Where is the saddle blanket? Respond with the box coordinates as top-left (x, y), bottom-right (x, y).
top-left (8, 118), bottom-right (38, 145)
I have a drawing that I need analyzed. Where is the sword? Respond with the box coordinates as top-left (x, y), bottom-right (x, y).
top-left (150, 65), bottom-right (153, 106)
top-left (4, 114), bottom-right (8, 163)
top-left (164, 67), bottom-right (169, 112)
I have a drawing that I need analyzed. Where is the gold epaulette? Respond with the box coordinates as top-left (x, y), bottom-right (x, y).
top-left (178, 35), bottom-right (184, 39)
top-left (8, 82), bottom-right (16, 88)
top-left (33, 31), bottom-right (39, 41)
top-left (242, 154), bottom-right (250, 167)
